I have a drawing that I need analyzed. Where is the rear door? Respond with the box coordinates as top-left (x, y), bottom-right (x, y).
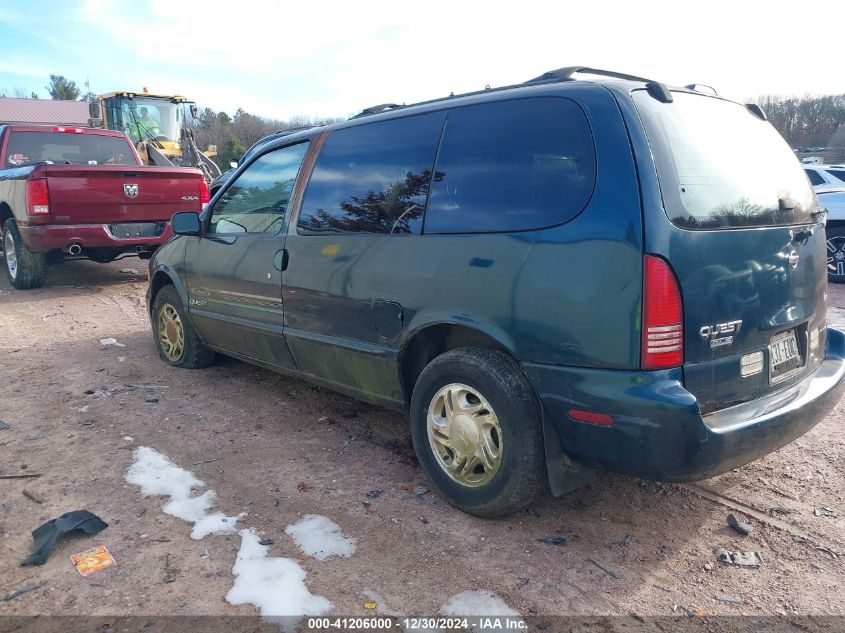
top-left (183, 140), bottom-right (309, 368)
top-left (632, 90), bottom-right (827, 412)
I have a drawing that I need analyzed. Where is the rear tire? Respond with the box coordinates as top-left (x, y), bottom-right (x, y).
top-left (827, 225), bottom-right (845, 283)
top-left (409, 348), bottom-right (546, 518)
top-left (152, 285), bottom-right (216, 368)
top-left (2, 218), bottom-right (46, 290)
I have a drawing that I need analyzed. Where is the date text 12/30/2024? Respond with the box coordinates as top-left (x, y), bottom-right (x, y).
top-left (307, 617), bottom-right (527, 631)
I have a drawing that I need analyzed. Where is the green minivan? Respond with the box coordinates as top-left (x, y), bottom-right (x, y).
top-left (147, 67), bottom-right (845, 517)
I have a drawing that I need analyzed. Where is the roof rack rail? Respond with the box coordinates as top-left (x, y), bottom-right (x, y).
top-left (276, 125), bottom-right (314, 135)
top-left (524, 66), bottom-right (657, 84)
top-left (525, 66), bottom-right (673, 103)
top-left (684, 84), bottom-right (718, 95)
top-left (350, 103), bottom-right (403, 119)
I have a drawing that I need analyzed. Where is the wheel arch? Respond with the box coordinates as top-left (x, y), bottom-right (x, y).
top-left (148, 266), bottom-right (189, 315)
top-left (0, 202), bottom-right (13, 226)
top-left (398, 321), bottom-right (516, 409)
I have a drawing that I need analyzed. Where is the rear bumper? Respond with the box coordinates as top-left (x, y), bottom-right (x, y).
top-left (525, 328), bottom-right (845, 481)
top-left (19, 223), bottom-right (172, 253)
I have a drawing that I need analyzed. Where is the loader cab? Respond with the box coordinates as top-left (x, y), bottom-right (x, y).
top-left (98, 91), bottom-right (197, 162)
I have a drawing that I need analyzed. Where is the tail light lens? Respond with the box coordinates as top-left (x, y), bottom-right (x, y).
top-left (642, 254), bottom-right (683, 369)
top-left (199, 178), bottom-right (210, 204)
top-left (26, 178), bottom-right (50, 215)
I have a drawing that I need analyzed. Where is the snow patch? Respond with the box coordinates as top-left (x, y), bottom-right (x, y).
top-left (125, 446), bottom-right (244, 539)
top-left (99, 338), bottom-right (125, 347)
top-left (285, 514), bottom-right (357, 561)
top-left (440, 591), bottom-right (522, 632)
top-left (227, 528), bottom-right (333, 630)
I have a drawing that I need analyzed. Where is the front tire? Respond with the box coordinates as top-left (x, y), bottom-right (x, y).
top-left (827, 225), bottom-right (845, 283)
top-left (2, 218), bottom-right (46, 290)
top-left (409, 348), bottom-right (546, 517)
top-left (152, 285), bottom-right (216, 368)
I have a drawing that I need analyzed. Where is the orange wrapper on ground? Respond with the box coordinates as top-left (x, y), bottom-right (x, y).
top-left (71, 546), bottom-right (115, 576)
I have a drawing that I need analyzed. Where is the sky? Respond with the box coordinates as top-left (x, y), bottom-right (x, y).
top-left (0, 0), bottom-right (839, 122)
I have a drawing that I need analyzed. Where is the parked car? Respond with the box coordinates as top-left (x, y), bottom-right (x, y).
top-left (147, 67), bottom-right (845, 517)
top-left (0, 124), bottom-right (209, 289)
top-left (803, 164), bottom-right (845, 191)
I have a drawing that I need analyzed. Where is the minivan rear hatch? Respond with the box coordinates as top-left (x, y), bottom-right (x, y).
top-left (633, 90), bottom-right (827, 413)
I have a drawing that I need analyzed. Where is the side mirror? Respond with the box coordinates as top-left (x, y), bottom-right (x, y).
top-left (229, 160), bottom-right (238, 169)
top-left (88, 101), bottom-right (101, 118)
top-left (171, 211), bottom-right (202, 236)
top-left (190, 104), bottom-right (198, 119)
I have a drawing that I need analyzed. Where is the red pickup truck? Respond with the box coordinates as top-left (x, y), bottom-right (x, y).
top-left (0, 124), bottom-right (209, 289)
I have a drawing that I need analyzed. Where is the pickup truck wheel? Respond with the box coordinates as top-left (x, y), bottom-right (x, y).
top-left (409, 348), bottom-right (546, 518)
top-left (152, 285), bottom-right (215, 368)
top-left (2, 219), bottom-right (46, 290)
top-left (827, 226), bottom-right (845, 283)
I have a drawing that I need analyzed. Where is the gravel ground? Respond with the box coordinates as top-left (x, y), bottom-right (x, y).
top-left (0, 259), bottom-right (843, 625)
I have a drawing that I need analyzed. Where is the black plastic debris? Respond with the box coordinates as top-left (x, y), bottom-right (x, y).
top-left (538, 537), bottom-right (567, 546)
top-left (21, 510), bottom-right (108, 566)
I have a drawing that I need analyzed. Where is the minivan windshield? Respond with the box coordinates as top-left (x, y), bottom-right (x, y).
top-left (634, 90), bottom-right (816, 229)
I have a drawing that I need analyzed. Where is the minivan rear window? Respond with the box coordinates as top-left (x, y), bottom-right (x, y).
top-left (424, 98), bottom-right (596, 233)
top-left (634, 91), bottom-right (816, 229)
top-left (6, 131), bottom-right (135, 167)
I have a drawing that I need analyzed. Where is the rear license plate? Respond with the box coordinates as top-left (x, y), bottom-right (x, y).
top-left (108, 222), bottom-right (165, 239)
top-left (769, 329), bottom-right (802, 382)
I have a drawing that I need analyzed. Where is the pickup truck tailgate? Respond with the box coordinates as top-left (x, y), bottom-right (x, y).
top-left (44, 165), bottom-right (204, 224)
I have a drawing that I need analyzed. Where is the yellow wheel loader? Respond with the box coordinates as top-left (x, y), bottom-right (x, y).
top-left (89, 89), bottom-right (221, 184)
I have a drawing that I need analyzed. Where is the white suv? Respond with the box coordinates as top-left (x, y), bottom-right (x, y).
top-left (804, 164), bottom-right (845, 191)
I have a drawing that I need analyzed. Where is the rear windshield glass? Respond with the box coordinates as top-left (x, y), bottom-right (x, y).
top-left (633, 91), bottom-right (816, 229)
top-left (6, 132), bottom-right (135, 167)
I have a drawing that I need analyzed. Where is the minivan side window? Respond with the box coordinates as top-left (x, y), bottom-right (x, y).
top-left (297, 112), bottom-right (446, 235)
top-left (424, 98), bottom-right (596, 234)
top-left (209, 142), bottom-right (309, 235)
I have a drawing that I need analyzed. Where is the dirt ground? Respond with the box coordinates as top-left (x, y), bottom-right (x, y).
top-left (0, 258), bottom-right (843, 625)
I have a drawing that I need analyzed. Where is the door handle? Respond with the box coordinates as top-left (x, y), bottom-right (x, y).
top-left (274, 249), bottom-right (289, 272)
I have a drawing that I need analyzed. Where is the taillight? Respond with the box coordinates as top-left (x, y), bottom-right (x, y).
top-left (641, 254), bottom-right (683, 369)
top-left (26, 178), bottom-right (50, 215)
top-left (199, 178), bottom-right (210, 204)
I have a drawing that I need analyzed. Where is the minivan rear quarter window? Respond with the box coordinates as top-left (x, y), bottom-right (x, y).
top-left (634, 91), bottom-right (816, 229)
top-left (297, 112), bottom-right (446, 235)
top-left (424, 98), bottom-right (596, 233)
